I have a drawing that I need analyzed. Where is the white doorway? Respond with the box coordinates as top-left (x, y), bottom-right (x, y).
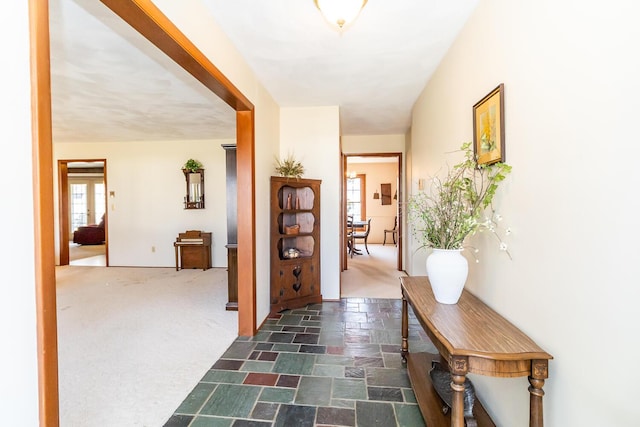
top-left (67, 161), bottom-right (106, 267)
top-left (341, 153), bottom-right (404, 299)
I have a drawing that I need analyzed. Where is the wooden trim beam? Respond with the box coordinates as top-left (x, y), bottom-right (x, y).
top-left (33, 0), bottom-right (258, 425)
top-left (30, 0), bottom-right (59, 425)
top-left (100, 0), bottom-right (253, 112)
top-left (237, 110), bottom-right (257, 336)
top-left (58, 161), bottom-right (69, 265)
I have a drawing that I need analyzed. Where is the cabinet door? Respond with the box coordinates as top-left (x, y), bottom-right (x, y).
top-left (271, 260), bottom-right (319, 310)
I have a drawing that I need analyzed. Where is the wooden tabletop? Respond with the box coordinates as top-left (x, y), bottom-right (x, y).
top-left (401, 276), bottom-right (552, 362)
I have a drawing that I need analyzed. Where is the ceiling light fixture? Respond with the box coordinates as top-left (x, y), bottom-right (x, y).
top-left (313, 0), bottom-right (368, 31)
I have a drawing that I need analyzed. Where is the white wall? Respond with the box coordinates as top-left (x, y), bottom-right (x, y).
top-left (345, 162), bottom-right (398, 243)
top-left (342, 134), bottom-right (405, 154)
top-left (280, 107), bottom-right (341, 300)
top-left (0, 2), bottom-right (40, 425)
top-left (54, 139), bottom-right (232, 267)
top-left (409, 0), bottom-right (640, 425)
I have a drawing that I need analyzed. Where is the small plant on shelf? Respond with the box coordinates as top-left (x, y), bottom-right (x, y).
top-left (274, 153), bottom-right (304, 180)
top-left (183, 158), bottom-right (203, 172)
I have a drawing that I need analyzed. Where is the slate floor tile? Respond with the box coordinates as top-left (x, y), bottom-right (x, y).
top-left (273, 404), bottom-right (317, 427)
top-left (251, 402), bottom-right (279, 420)
top-left (272, 343), bottom-right (300, 352)
top-left (268, 332), bottom-right (295, 343)
top-left (199, 384), bottom-right (261, 418)
top-left (295, 376), bottom-right (332, 406)
top-left (276, 374), bottom-right (300, 388)
top-left (366, 367), bottom-right (411, 388)
top-left (367, 386), bottom-right (404, 402)
top-left (254, 343), bottom-right (274, 351)
top-left (189, 416), bottom-right (232, 427)
top-left (175, 382), bottom-right (216, 415)
top-left (316, 406), bottom-right (356, 426)
top-left (257, 351), bottom-right (279, 361)
top-left (293, 333), bottom-right (320, 344)
top-left (333, 378), bottom-right (367, 400)
top-left (259, 386), bottom-right (295, 403)
top-left (272, 352), bottom-right (316, 375)
top-left (354, 356), bottom-right (384, 368)
top-left (222, 341), bottom-right (257, 359)
top-left (202, 370), bottom-right (247, 384)
top-left (243, 372), bottom-right (279, 386)
top-left (345, 367), bottom-right (365, 378)
top-left (168, 299), bottom-right (431, 427)
top-left (282, 326), bottom-right (306, 332)
top-left (394, 403), bottom-right (425, 426)
top-left (231, 420), bottom-right (272, 427)
top-left (313, 364), bottom-right (345, 378)
top-left (299, 344), bottom-right (326, 354)
top-left (355, 401), bottom-right (396, 427)
top-left (212, 359), bottom-right (244, 371)
top-left (241, 360), bottom-right (275, 373)
top-left (163, 414), bottom-right (193, 427)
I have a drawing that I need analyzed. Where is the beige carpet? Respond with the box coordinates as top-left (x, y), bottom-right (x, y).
top-left (341, 243), bottom-right (406, 299)
top-left (55, 244), bottom-right (401, 426)
top-left (56, 266), bottom-right (237, 427)
top-left (69, 243), bottom-right (106, 266)
top-left (69, 243), bottom-right (105, 261)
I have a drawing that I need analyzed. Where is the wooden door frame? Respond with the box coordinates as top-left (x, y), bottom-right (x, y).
top-left (58, 159), bottom-right (108, 267)
top-left (342, 152), bottom-right (403, 271)
top-left (30, 0), bottom-right (257, 424)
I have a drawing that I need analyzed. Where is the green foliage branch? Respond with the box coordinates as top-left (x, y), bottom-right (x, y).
top-left (407, 142), bottom-right (512, 252)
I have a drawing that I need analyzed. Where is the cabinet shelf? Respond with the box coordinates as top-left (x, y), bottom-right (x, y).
top-left (279, 233), bottom-right (313, 237)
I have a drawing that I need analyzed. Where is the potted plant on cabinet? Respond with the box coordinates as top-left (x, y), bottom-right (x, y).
top-left (274, 153), bottom-right (305, 180)
top-left (183, 158), bottom-right (203, 172)
top-left (407, 142), bottom-right (512, 304)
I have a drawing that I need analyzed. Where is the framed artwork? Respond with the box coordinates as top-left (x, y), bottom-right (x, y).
top-left (473, 84), bottom-right (505, 165)
top-left (380, 183), bottom-right (392, 205)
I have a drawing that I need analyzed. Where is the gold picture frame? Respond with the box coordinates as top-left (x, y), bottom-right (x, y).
top-left (473, 84), bottom-right (505, 165)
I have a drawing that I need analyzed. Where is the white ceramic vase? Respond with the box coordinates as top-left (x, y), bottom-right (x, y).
top-left (426, 248), bottom-right (468, 304)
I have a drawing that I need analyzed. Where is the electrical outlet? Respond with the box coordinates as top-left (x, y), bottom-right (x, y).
top-left (151, 246), bottom-right (156, 253)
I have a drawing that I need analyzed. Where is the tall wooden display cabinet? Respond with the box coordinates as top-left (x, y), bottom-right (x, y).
top-left (270, 176), bottom-right (322, 314)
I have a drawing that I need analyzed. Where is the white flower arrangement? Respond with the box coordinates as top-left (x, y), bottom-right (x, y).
top-left (469, 210), bottom-right (513, 262)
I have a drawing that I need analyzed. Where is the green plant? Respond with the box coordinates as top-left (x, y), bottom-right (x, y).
top-left (274, 153), bottom-right (304, 180)
top-left (407, 142), bottom-right (512, 254)
top-left (183, 158), bottom-right (203, 172)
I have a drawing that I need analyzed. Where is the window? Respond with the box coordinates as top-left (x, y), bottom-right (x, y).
top-left (346, 174), bottom-right (366, 221)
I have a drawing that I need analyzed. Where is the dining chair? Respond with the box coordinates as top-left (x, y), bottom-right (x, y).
top-left (346, 215), bottom-right (356, 258)
top-left (352, 218), bottom-right (372, 255)
top-left (383, 216), bottom-right (398, 246)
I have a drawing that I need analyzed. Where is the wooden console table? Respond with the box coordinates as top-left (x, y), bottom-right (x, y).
top-left (401, 276), bottom-right (552, 427)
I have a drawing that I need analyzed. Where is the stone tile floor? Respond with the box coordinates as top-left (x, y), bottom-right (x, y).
top-left (163, 298), bottom-right (437, 427)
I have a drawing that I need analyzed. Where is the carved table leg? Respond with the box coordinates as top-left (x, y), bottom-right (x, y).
top-left (401, 294), bottom-right (408, 362)
top-left (449, 356), bottom-right (469, 427)
top-left (528, 360), bottom-right (548, 427)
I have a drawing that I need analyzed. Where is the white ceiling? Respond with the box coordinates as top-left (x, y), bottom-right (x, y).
top-left (49, 0), bottom-right (478, 142)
